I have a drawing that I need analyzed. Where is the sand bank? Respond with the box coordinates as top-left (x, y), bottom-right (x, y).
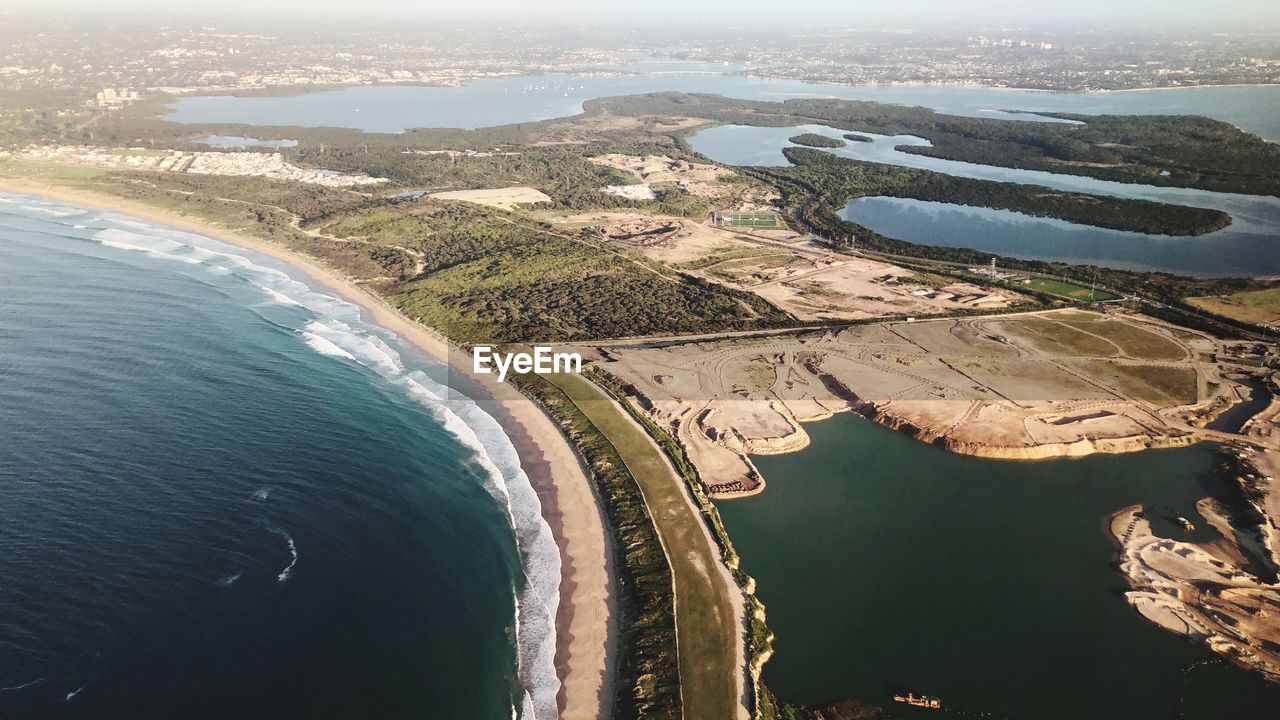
top-left (0, 178), bottom-right (613, 720)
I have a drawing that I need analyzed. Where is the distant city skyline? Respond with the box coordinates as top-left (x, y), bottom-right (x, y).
top-left (7, 0), bottom-right (1280, 25)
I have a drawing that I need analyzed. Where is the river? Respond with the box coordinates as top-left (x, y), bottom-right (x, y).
top-left (163, 72), bottom-right (1280, 141)
top-left (687, 123), bottom-right (1280, 276)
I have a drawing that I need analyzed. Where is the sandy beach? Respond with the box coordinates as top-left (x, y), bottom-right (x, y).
top-left (0, 177), bottom-right (614, 720)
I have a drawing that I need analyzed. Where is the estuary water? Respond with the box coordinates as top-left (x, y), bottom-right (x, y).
top-left (163, 72), bottom-right (1280, 140)
top-left (717, 413), bottom-right (1280, 720)
top-left (0, 193), bottom-right (559, 719)
top-left (162, 68), bottom-right (1280, 275)
top-left (839, 197), bottom-right (1280, 276)
top-left (688, 123), bottom-right (1280, 276)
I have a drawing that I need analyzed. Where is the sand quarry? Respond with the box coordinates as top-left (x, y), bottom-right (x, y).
top-left (576, 310), bottom-right (1254, 497)
top-left (589, 153), bottom-right (735, 199)
top-left (1112, 492), bottom-right (1280, 682)
top-left (430, 186), bottom-right (552, 210)
top-left (555, 154), bottom-right (1015, 321)
top-left (550, 210), bottom-right (1016, 321)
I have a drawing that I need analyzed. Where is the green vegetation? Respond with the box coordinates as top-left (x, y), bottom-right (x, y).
top-left (1070, 360), bottom-right (1200, 405)
top-left (722, 212), bottom-right (781, 228)
top-left (300, 146), bottom-right (639, 209)
top-left (1187, 287), bottom-right (1280, 327)
top-left (343, 203), bottom-right (792, 343)
top-left (590, 368), bottom-right (784, 718)
top-left (507, 371), bottom-right (680, 720)
top-left (4, 165), bottom-right (794, 344)
top-left (730, 152), bottom-right (1271, 333)
top-left (788, 133), bottom-right (845, 149)
top-left (1055, 317), bottom-right (1187, 361)
top-left (0, 156), bottom-right (108, 182)
top-left (1024, 278), bottom-right (1118, 302)
top-left (843, 133), bottom-right (873, 143)
top-left (532, 370), bottom-right (742, 720)
top-left (599, 93), bottom-right (1280, 196)
top-left (995, 317), bottom-right (1120, 356)
top-left (776, 147), bottom-right (1232, 236)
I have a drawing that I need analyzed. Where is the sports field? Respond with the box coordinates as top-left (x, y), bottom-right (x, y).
top-left (1025, 278), bottom-right (1118, 302)
top-left (721, 212), bottom-right (779, 228)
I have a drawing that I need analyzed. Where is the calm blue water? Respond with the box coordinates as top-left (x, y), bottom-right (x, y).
top-left (688, 124), bottom-right (1280, 276)
top-left (840, 196), bottom-right (1279, 276)
top-left (164, 71), bottom-right (1280, 276)
top-left (192, 135), bottom-right (297, 149)
top-left (0, 194), bottom-right (560, 719)
top-left (164, 74), bottom-right (1280, 140)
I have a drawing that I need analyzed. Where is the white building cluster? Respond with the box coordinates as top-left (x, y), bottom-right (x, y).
top-left (94, 88), bottom-right (140, 108)
top-left (17, 145), bottom-right (387, 188)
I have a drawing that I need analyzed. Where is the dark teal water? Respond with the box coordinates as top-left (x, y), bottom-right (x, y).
top-left (717, 413), bottom-right (1280, 720)
top-left (0, 194), bottom-right (560, 719)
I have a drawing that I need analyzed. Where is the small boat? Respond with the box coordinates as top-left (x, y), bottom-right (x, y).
top-left (892, 691), bottom-right (942, 709)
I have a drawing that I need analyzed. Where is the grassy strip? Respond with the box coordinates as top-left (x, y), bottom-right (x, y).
top-left (586, 367), bottom-right (789, 720)
top-left (536, 370), bottom-right (743, 720)
top-left (1025, 278), bottom-right (1119, 302)
top-left (506, 372), bottom-right (682, 720)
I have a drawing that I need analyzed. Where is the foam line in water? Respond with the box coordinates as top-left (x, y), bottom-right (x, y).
top-left (290, 316), bottom-right (563, 719)
top-left (301, 327), bottom-right (358, 361)
top-left (0, 677), bottom-right (47, 692)
top-left (29, 195), bottom-right (562, 720)
top-left (266, 524), bottom-right (299, 583)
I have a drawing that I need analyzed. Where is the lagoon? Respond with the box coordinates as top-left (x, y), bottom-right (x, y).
top-left (688, 123), bottom-right (1280, 276)
top-left (192, 135), bottom-right (298, 149)
top-left (717, 413), bottom-right (1280, 719)
top-left (163, 72), bottom-right (1280, 140)
top-left (163, 69), bottom-right (1280, 277)
top-left (839, 196), bottom-right (1277, 277)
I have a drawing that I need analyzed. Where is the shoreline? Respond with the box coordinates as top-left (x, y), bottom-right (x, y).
top-left (0, 178), bottom-right (615, 720)
top-left (157, 74), bottom-right (1280, 109)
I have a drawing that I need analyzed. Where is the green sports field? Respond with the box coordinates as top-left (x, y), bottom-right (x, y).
top-left (1025, 278), bottom-right (1119, 302)
top-left (722, 212), bottom-right (779, 228)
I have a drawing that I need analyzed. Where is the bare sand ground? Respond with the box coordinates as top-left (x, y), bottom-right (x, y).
top-left (0, 178), bottom-right (613, 720)
top-left (430, 186), bottom-right (553, 210)
top-left (589, 310), bottom-right (1248, 496)
top-left (1111, 501), bottom-right (1280, 682)
top-left (548, 209), bottom-right (1019, 321)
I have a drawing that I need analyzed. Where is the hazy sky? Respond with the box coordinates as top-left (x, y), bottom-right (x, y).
top-left (7, 0), bottom-right (1280, 25)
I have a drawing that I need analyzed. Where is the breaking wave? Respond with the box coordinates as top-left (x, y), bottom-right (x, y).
top-left (266, 525), bottom-right (299, 583)
top-left (64, 201), bottom-right (562, 719)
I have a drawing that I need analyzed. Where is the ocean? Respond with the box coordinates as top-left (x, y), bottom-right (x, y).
top-left (0, 193), bottom-right (559, 719)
